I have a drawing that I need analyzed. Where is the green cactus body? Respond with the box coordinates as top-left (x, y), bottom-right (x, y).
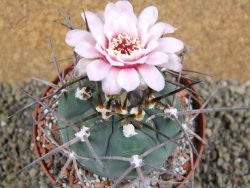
top-left (58, 75), bottom-right (184, 180)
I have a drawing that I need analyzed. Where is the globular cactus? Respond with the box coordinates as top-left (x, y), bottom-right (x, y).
top-left (58, 74), bottom-right (184, 180)
top-left (20, 0), bottom-right (207, 187)
top-left (15, 1), bottom-right (249, 187)
top-left (55, 0), bottom-right (191, 184)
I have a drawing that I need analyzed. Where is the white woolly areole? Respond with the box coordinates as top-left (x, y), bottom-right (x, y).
top-left (123, 124), bottom-right (138, 138)
top-left (75, 87), bottom-right (91, 100)
top-left (120, 109), bottom-right (128, 115)
top-left (164, 107), bottom-right (178, 118)
top-left (130, 107), bottom-right (145, 121)
top-left (75, 127), bottom-right (90, 142)
top-left (61, 89), bottom-right (68, 93)
top-left (130, 155), bottom-right (143, 168)
top-left (75, 87), bottom-right (84, 100)
top-left (182, 123), bottom-right (188, 130)
top-left (69, 152), bottom-right (75, 159)
top-left (96, 106), bottom-right (112, 120)
top-left (130, 107), bottom-right (139, 114)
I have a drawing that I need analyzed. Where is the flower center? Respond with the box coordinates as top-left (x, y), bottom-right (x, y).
top-left (108, 33), bottom-right (142, 56)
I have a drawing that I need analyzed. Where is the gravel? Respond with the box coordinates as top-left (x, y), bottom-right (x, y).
top-left (0, 78), bottom-right (249, 188)
top-left (194, 78), bottom-right (250, 188)
top-left (0, 81), bottom-right (50, 188)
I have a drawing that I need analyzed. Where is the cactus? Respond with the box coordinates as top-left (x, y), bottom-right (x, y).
top-left (13, 1), bottom-right (250, 187)
top-left (58, 74), bottom-right (184, 180)
top-left (54, 0), bottom-right (192, 182)
top-left (16, 1), bottom-right (212, 187)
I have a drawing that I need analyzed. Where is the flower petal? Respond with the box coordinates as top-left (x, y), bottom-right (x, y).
top-left (118, 68), bottom-right (140, 92)
top-left (142, 40), bottom-right (159, 55)
top-left (105, 1), bottom-right (133, 19)
top-left (115, 1), bottom-right (134, 13)
top-left (105, 53), bottom-right (125, 66)
top-left (95, 43), bottom-right (124, 66)
top-left (105, 0), bottom-right (134, 21)
top-left (148, 22), bottom-right (177, 41)
top-left (75, 42), bottom-right (101, 59)
top-left (102, 67), bottom-right (122, 95)
top-left (138, 6), bottom-right (158, 43)
top-left (114, 13), bottom-right (138, 37)
top-left (145, 52), bottom-right (169, 65)
top-left (138, 6), bottom-right (158, 30)
top-left (104, 12), bottom-right (137, 41)
top-left (104, 1), bottom-right (137, 40)
top-left (65, 29), bottom-right (95, 47)
top-left (82, 11), bottom-right (107, 48)
top-left (159, 54), bottom-right (182, 72)
top-left (74, 58), bottom-right (91, 76)
top-left (138, 64), bottom-right (165, 91)
top-left (157, 37), bottom-right (184, 53)
top-left (122, 55), bottom-right (148, 65)
top-left (86, 60), bottom-right (111, 81)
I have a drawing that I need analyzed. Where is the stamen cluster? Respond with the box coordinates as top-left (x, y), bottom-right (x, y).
top-left (108, 33), bottom-right (142, 56)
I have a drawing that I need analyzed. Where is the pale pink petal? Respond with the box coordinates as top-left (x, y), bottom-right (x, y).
top-left (102, 67), bottom-right (122, 95)
top-left (138, 6), bottom-right (158, 30)
top-left (104, 1), bottom-right (137, 40)
top-left (96, 11), bottom-right (105, 21)
top-left (159, 54), bottom-right (182, 72)
top-left (113, 13), bottom-right (138, 37)
top-left (86, 60), bottom-right (111, 81)
top-left (138, 6), bottom-right (158, 43)
top-left (104, 3), bottom-right (119, 24)
top-left (114, 50), bottom-right (143, 62)
top-left (106, 54), bottom-right (125, 66)
top-left (145, 52), bottom-right (169, 65)
top-left (115, 1), bottom-right (137, 24)
top-left (147, 22), bottom-right (177, 41)
top-left (65, 29), bottom-right (95, 47)
top-left (105, 1), bottom-right (134, 22)
top-left (104, 13), bottom-right (137, 40)
top-left (137, 64), bottom-right (165, 91)
top-left (95, 43), bottom-right (107, 56)
top-left (118, 68), bottom-right (140, 92)
top-left (75, 42), bottom-right (101, 59)
top-left (74, 58), bottom-right (91, 76)
top-left (122, 55), bottom-right (148, 65)
top-left (115, 1), bottom-right (134, 13)
top-left (82, 11), bottom-right (107, 48)
top-left (95, 43), bottom-right (124, 66)
top-left (138, 76), bottom-right (148, 91)
top-left (142, 40), bottom-right (159, 55)
top-left (105, 3), bottom-right (116, 18)
top-left (157, 37), bottom-right (184, 53)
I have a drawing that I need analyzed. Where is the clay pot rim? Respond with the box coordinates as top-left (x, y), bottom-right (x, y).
top-left (33, 64), bottom-right (206, 187)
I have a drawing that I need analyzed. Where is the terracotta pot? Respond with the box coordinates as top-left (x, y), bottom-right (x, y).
top-left (33, 64), bottom-right (206, 188)
top-left (175, 78), bottom-right (206, 188)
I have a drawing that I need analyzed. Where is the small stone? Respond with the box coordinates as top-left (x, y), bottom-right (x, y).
top-left (29, 168), bottom-right (38, 177)
top-left (223, 153), bottom-right (230, 162)
top-left (6, 173), bottom-right (16, 181)
top-left (229, 123), bottom-right (238, 131)
top-left (206, 128), bottom-right (212, 137)
top-left (217, 158), bottom-right (224, 166)
top-left (1, 121), bottom-right (7, 127)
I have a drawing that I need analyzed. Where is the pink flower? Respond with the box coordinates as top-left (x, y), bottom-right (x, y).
top-left (65, 1), bottom-right (184, 95)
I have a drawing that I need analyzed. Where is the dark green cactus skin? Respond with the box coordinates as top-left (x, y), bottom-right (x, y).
top-left (58, 76), bottom-right (183, 179)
